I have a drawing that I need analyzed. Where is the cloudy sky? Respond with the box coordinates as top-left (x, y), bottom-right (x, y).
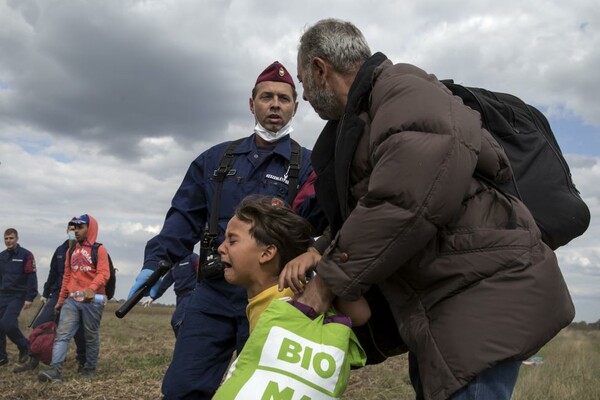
top-left (1, 0), bottom-right (598, 322)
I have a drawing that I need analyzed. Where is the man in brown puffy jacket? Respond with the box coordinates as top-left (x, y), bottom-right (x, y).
top-left (293, 18), bottom-right (575, 400)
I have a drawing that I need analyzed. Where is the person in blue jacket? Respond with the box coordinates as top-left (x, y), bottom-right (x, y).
top-left (14, 221), bottom-right (87, 373)
top-left (128, 61), bottom-right (323, 399)
top-left (0, 228), bottom-right (37, 367)
top-left (141, 253), bottom-right (199, 337)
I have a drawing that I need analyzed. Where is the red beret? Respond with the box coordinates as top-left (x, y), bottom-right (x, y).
top-left (255, 61), bottom-right (295, 89)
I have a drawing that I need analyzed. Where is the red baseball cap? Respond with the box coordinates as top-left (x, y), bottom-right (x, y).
top-left (255, 61), bottom-right (295, 89)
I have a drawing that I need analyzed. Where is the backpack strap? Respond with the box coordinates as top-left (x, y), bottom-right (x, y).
top-left (199, 139), bottom-right (243, 282)
top-left (286, 139), bottom-right (301, 205)
top-left (208, 139), bottom-right (244, 236)
top-left (91, 243), bottom-right (101, 269)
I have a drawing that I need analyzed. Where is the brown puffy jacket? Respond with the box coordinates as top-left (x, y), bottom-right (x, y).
top-left (312, 53), bottom-right (574, 400)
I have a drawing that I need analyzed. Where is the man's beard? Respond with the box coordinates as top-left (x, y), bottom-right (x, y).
top-left (304, 68), bottom-right (343, 120)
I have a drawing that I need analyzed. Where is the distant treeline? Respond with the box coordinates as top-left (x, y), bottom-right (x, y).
top-left (569, 320), bottom-right (600, 330)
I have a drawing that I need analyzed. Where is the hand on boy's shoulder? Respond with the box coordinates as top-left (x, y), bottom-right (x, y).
top-left (278, 250), bottom-right (321, 294)
top-left (295, 274), bottom-right (334, 315)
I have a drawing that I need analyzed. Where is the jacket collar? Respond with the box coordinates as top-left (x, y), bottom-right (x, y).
top-left (6, 243), bottom-right (21, 256)
top-left (233, 133), bottom-right (294, 161)
top-left (312, 52), bottom-right (388, 232)
top-left (346, 52), bottom-right (388, 115)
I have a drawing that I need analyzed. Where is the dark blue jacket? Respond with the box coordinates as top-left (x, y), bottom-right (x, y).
top-left (0, 244), bottom-right (38, 301)
top-left (143, 134), bottom-right (319, 312)
top-left (153, 253), bottom-right (199, 299)
top-left (41, 240), bottom-right (69, 298)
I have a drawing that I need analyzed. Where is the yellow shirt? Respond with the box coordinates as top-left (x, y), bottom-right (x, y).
top-left (246, 285), bottom-right (294, 333)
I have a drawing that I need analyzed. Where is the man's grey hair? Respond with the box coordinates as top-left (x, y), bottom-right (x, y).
top-left (299, 19), bottom-right (372, 75)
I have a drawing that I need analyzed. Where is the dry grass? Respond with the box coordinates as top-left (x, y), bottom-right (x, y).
top-left (2, 299), bottom-right (598, 399)
top-left (343, 328), bottom-right (600, 400)
top-left (2, 301), bottom-right (175, 400)
top-left (512, 329), bottom-right (600, 400)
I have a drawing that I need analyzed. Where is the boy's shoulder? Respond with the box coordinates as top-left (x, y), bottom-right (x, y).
top-left (253, 285), bottom-right (294, 302)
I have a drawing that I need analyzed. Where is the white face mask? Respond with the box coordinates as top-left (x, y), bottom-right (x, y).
top-left (253, 120), bottom-right (294, 143)
top-left (68, 230), bottom-right (76, 241)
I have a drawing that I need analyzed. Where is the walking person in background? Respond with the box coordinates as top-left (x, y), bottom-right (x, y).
top-left (14, 220), bottom-right (87, 373)
top-left (38, 214), bottom-right (110, 383)
top-left (0, 228), bottom-right (37, 367)
top-left (141, 252), bottom-right (199, 337)
top-left (128, 61), bottom-right (323, 399)
top-left (293, 18), bottom-right (574, 400)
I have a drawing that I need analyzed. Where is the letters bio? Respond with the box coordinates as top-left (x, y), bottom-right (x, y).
top-left (277, 337), bottom-right (336, 379)
top-left (252, 327), bottom-right (345, 398)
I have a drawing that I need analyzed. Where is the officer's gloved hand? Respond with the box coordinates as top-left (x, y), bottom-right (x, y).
top-left (141, 297), bottom-right (154, 308)
top-left (128, 269), bottom-right (160, 299)
top-left (148, 276), bottom-right (164, 299)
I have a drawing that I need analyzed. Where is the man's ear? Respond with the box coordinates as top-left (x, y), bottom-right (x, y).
top-left (249, 97), bottom-right (255, 114)
top-left (260, 244), bottom-right (278, 264)
top-left (312, 56), bottom-right (329, 85)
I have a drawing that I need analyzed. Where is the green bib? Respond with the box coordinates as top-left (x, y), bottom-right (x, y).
top-left (214, 299), bottom-right (366, 399)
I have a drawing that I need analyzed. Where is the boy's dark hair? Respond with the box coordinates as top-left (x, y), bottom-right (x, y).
top-left (235, 195), bottom-right (313, 269)
top-left (4, 228), bottom-right (18, 237)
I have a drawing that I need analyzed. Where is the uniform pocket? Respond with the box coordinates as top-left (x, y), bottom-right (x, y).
top-left (263, 176), bottom-right (290, 199)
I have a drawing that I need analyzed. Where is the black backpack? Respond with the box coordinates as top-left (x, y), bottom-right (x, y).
top-left (69, 243), bottom-right (117, 300)
top-left (442, 80), bottom-right (590, 249)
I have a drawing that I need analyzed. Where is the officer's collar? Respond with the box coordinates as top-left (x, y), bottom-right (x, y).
top-left (236, 133), bottom-right (293, 161)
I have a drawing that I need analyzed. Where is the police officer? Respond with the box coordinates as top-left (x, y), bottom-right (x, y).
top-left (140, 253), bottom-right (199, 337)
top-left (128, 61), bottom-right (322, 399)
top-left (0, 228), bottom-right (37, 367)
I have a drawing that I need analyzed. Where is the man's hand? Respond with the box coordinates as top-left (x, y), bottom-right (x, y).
top-left (54, 302), bottom-right (63, 315)
top-left (83, 288), bottom-right (95, 302)
top-left (23, 301), bottom-right (32, 310)
top-left (278, 249), bottom-right (321, 294)
top-left (141, 297), bottom-right (154, 308)
top-left (295, 274), bottom-right (335, 315)
top-left (40, 296), bottom-right (48, 304)
top-left (128, 269), bottom-right (161, 299)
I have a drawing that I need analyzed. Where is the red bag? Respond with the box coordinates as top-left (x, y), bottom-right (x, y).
top-left (29, 321), bottom-right (57, 365)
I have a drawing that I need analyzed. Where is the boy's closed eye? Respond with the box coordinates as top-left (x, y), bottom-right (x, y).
top-left (224, 232), bottom-right (238, 244)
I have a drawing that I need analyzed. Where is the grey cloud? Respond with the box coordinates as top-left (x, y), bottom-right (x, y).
top-left (2, 1), bottom-right (247, 160)
top-left (567, 155), bottom-right (599, 169)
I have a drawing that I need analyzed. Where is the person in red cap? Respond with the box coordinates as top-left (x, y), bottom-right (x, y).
top-left (38, 214), bottom-right (110, 382)
top-left (251, 61), bottom-right (298, 144)
top-left (127, 61), bottom-right (324, 399)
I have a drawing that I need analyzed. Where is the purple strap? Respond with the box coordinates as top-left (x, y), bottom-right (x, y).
top-left (289, 300), bottom-right (352, 328)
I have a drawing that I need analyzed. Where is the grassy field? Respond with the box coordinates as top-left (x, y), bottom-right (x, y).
top-left (1, 300), bottom-right (598, 399)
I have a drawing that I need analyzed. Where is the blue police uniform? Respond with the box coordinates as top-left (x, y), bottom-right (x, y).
top-left (141, 133), bottom-right (318, 399)
top-left (37, 240), bottom-right (86, 365)
top-left (38, 241), bottom-right (69, 326)
top-left (152, 253), bottom-right (199, 336)
top-left (0, 244), bottom-right (37, 362)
